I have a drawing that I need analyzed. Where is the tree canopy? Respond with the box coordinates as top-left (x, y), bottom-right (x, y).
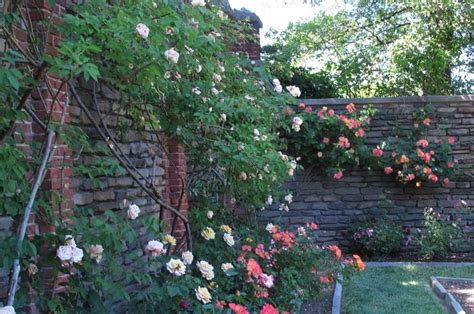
top-left (265, 0), bottom-right (473, 97)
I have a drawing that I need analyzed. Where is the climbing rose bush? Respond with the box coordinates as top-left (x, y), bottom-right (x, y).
top-left (0, 0), bottom-right (315, 312)
top-left (376, 106), bottom-right (458, 186)
top-left (283, 102), bottom-right (377, 178)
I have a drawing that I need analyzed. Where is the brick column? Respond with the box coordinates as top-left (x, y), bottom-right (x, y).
top-left (161, 137), bottom-right (188, 240)
top-left (22, 0), bottom-right (73, 311)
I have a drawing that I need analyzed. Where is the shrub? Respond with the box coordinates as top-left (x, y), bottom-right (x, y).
top-left (283, 102), bottom-right (377, 179)
top-left (350, 217), bottom-right (405, 257)
top-left (415, 207), bottom-right (467, 260)
top-left (377, 106), bottom-right (458, 186)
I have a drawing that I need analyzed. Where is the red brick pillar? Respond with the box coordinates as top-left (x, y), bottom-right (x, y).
top-left (21, 1), bottom-right (73, 311)
top-left (162, 137), bottom-right (188, 240)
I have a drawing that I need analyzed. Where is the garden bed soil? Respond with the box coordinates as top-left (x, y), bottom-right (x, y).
top-left (301, 284), bottom-right (335, 314)
top-left (438, 278), bottom-right (474, 313)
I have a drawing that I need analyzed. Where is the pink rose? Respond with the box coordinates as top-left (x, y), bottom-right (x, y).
top-left (338, 137), bottom-right (350, 149)
top-left (428, 174), bottom-right (438, 182)
top-left (323, 137), bottom-right (330, 144)
top-left (355, 128), bottom-right (365, 137)
top-left (372, 147), bottom-right (383, 157)
top-left (334, 171), bottom-right (344, 180)
top-left (416, 139), bottom-right (429, 148)
top-left (384, 166), bottom-right (393, 174)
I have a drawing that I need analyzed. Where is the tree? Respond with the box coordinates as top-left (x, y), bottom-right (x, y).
top-left (267, 0), bottom-right (473, 97)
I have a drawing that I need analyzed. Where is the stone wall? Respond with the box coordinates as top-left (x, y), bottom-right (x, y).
top-left (70, 79), bottom-right (188, 237)
top-left (265, 95), bottom-right (474, 248)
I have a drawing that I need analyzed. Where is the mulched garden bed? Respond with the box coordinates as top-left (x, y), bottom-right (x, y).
top-left (437, 278), bottom-right (474, 313)
top-left (301, 283), bottom-right (335, 314)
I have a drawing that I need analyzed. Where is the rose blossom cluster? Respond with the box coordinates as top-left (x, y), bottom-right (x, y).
top-left (56, 235), bottom-right (84, 266)
top-left (383, 134), bottom-right (456, 185)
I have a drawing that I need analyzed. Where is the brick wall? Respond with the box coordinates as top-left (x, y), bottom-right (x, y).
top-left (263, 96), bottom-right (474, 249)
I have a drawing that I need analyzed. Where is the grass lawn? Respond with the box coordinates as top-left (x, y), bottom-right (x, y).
top-left (342, 265), bottom-right (474, 314)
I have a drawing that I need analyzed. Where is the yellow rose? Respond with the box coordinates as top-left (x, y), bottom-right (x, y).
top-left (164, 234), bottom-right (176, 246)
top-left (201, 227), bottom-right (216, 240)
top-left (220, 224), bottom-right (232, 233)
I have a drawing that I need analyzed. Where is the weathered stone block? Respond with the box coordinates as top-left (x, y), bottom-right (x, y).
top-left (74, 192), bottom-right (94, 205)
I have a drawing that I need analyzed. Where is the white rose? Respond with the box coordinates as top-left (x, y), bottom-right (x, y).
top-left (284, 193), bottom-right (293, 204)
top-left (274, 85), bottom-right (283, 93)
top-left (279, 152), bottom-right (289, 161)
top-left (127, 204), bottom-right (140, 220)
top-left (293, 116), bottom-right (303, 126)
top-left (258, 273), bottom-right (275, 288)
top-left (286, 85), bottom-right (301, 97)
top-left (223, 233), bottom-right (235, 247)
top-left (221, 262), bottom-right (234, 273)
top-left (191, 0), bottom-right (206, 7)
top-left (219, 113), bottom-right (227, 123)
top-left (181, 251), bottom-right (194, 265)
top-left (145, 240), bottom-right (166, 257)
top-left (206, 211), bottom-right (214, 219)
top-left (57, 245), bottom-right (73, 262)
top-left (266, 195), bottom-right (273, 206)
top-left (195, 286), bottom-right (212, 304)
top-left (211, 87), bottom-right (219, 96)
top-left (265, 223), bottom-right (274, 233)
top-left (272, 78), bottom-right (281, 86)
top-left (164, 48), bottom-right (180, 64)
top-left (70, 247), bottom-right (84, 264)
top-left (253, 129), bottom-right (260, 136)
top-left (213, 73), bottom-right (222, 83)
top-left (65, 235), bottom-right (76, 247)
top-left (135, 23), bottom-right (149, 39)
top-left (197, 261), bottom-right (215, 280)
top-left (192, 87), bottom-right (201, 95)
top-left (167, 258), bottom-right (186, 276)
top-left (288, 168), bottom-right (295, 176)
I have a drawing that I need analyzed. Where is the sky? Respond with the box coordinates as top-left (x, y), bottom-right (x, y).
top-left (228, 0), bottom-right (351, 46)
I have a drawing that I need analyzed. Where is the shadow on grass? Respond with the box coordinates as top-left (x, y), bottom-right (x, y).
top-left (342, 265), bottom-right (474, 314)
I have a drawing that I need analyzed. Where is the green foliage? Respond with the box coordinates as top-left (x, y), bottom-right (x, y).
top-left (269, 1), bottom-right (473, 97)
top-left (350, 217), bottom-right (405, 257)
top-left (415, 207), bottom-right (467, 260)
top-left (263, 44), bottom-right (338, 98)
